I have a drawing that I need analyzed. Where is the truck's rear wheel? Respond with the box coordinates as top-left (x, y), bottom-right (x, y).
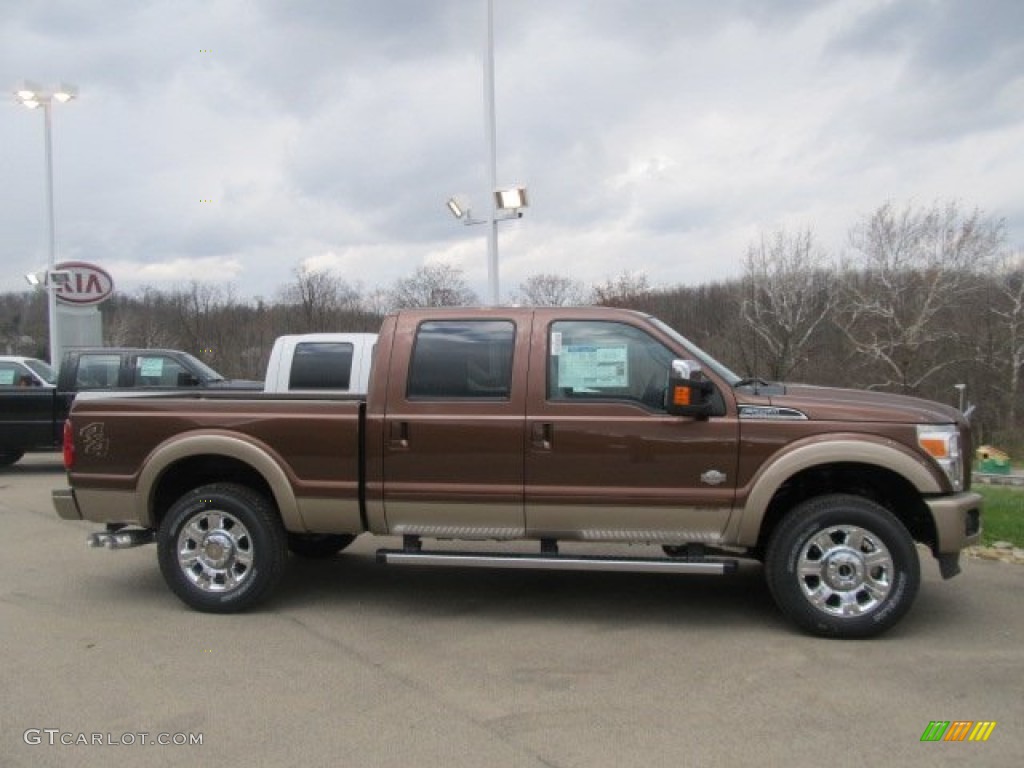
top-left (157, 483), bottom-right (287, 613)
top-left (765, 494), bottom-right (920, 639)
top-left (287, 533), bottom-right (356, 558)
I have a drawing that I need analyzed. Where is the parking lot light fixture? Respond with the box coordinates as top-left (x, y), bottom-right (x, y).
top-left (14, 81), bottom-right (77, 368)
top-left (495, 187), bottom-right (529, 211)
top-left (447, 197), bottom-right (468, 220)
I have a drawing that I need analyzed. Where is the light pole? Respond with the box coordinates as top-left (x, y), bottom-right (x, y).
top-left (483, 0), bottom-right (500, 306)
top-left (15, 81), bottom-right (77, 368)
top-left (446, 1), bottom-right (528, 307)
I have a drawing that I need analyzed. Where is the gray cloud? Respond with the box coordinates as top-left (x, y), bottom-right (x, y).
top-left (2, 0), bottom-right (1022, 301)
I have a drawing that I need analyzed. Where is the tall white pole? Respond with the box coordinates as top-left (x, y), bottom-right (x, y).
top-left (483, 0), bottom-right (499, 306)
top-left (42, 100), bottom-right (60, 369)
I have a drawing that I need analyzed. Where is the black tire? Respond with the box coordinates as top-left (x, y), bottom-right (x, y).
top-left (0, 450), bottom-right (25, 468)
top-left (765, 494), bottom-right (920, 639)
top-left (287, 533), bottom-right (356, 559)
top-left (157, 482), bottom-right (287, 613)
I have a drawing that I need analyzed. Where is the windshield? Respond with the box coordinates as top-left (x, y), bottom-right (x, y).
top-left (647, 317), bottom-right (742, 385)
top-left (24, 358), bottom-right (57, 385)
top-left (180, 353), bottom-right (225, 382)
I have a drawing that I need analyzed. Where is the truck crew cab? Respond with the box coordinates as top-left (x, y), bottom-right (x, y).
top-left (53, 308), bottom-right (982, 638)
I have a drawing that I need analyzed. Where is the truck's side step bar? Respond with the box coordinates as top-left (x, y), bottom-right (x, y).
top-left (376, 548), bottom-right (738, 576)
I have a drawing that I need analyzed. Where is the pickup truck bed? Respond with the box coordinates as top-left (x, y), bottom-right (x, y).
top-left (62, 392), bottom-right (364, 531)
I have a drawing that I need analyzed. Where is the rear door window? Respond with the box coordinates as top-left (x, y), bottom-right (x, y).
top-left (75, 354), bottom-right (122, 388)
top-left (407, 320), bottom-right (515, 399)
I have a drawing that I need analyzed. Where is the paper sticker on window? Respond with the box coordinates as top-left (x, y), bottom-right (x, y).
top-left (0, 369), bottom-right (15, 385)
top-left (139, 358), bottom-right (164, 377)
top-left (550, 331), bottom-right (563, 356)
top-left (558, 344), bottom-right (628, 390)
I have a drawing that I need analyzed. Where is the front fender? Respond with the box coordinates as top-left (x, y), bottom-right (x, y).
top-left (727, 435), bottom-right (945, 547)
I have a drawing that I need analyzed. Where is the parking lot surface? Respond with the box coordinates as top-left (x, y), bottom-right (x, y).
top-left (1, 452), bottom-right (1021, 767)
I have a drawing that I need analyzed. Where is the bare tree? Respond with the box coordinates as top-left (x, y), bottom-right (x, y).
top-left (0, 292), bottom-right (45, 355)
top-left (592, 271), bottom-right (652, 309)
top-left (171, 281), bottom-right (223, 353)
top-left (740, 228), bottom-right (837, 380)
top-left (841, 201), bottom-right (1003, 392)
top-left (105, 287), bottom-right (179, 348)
top-left (361, 287), bottom-right (394, 317)
top-left (988, 251), bottom-right (1024, 430)
top-left (388, 264), bottom-right (478, 308)
top-left (513, 273), bottom-right (587, 306)
top-left (279, 265), bottom-right (361, 332)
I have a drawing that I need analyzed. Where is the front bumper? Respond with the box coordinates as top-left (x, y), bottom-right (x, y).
top-left (53, 487), bottom-right (82, 521)
top-left (926, 491), bottom-right (983, 554)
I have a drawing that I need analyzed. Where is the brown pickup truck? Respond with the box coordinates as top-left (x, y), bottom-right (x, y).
top-left (53, 307), bottom-right (982, 638)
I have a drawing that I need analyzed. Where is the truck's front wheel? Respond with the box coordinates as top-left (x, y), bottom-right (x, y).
top-left (765, 494), bottom-right (920, 639)
top-left (157, 483), bottom-right (287, 613)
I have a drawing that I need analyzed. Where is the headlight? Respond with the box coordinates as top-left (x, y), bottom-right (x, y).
top-left (917, 424), bottom-right (963, 491)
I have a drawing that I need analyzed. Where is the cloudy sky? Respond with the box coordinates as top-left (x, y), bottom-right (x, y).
top-left (2, 0), bottom-right (1023, 303)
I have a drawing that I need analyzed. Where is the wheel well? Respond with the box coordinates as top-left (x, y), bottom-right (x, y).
top-left (755, 462), bottom-right (936, 553)
top-left (151, 454), bottom-right (275, 528)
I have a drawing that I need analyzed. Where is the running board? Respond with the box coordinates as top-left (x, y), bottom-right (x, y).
top-left (376, 549), bottom-right (737, 575)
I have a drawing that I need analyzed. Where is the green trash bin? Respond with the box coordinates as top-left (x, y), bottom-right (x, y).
top-left (979, 458), bottom-right (1011, 475)
top-left (977, 446), bottom-right (1011, 475)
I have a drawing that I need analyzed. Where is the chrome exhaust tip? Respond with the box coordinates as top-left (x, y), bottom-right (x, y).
top-left (88, 529), bottom-right (155, 549)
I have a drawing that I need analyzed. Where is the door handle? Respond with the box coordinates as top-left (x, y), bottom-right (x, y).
top-left (388, 421), bottom-right (409, 450)
top-left (531, 422), bottom-right (553, 451)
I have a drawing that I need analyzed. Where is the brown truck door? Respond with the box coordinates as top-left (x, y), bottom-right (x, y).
top-left (379, 313), bottom-right (530, 538)
top-left (524, 314), bottom-right (739, 543)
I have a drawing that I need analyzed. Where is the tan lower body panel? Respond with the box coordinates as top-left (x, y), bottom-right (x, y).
top-left (296, 496), bottom-right (364, 534)
top-left (927, 491), bottom-right (983, 552)
top-left (73, 488), bottom-right (140, 525)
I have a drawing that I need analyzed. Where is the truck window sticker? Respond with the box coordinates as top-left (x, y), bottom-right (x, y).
top-left (547, 320), bottom-right (674, 410)
top-left (135, 356), bottom-right (192, 387)
top-left (138, 357), bottom-right (164, 378)
top-left (550, 331), bottom-right (563, 356)
top-left (558, 344), bottom-right (629, 391)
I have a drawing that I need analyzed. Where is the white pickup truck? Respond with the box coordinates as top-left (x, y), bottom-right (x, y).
top-left (263, 333), bottom-right (377, 395)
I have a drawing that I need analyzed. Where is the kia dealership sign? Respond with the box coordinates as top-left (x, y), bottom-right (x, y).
top-left (54, 261), bottom-right (115, 306)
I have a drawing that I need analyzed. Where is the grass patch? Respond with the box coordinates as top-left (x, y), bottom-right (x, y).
top-left (976, 486), bottom-right (1024, 547)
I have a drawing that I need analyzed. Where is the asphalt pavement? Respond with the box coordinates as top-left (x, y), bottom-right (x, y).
top-left (1, 452), bottom-right (1021, 767)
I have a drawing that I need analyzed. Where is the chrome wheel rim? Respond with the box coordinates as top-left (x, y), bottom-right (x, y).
top-left (177, 510), bottom-right (254, 593)
top-left (797, 525), bottom-right (893, 617)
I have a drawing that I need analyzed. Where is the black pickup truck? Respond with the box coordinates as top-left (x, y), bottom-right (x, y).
top-left (0, 349), bottom-right (260, 467)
